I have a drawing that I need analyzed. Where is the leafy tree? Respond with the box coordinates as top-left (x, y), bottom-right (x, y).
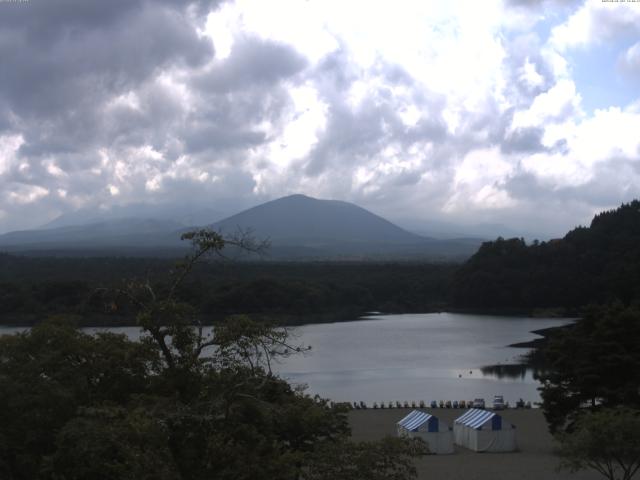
top-left (537, 304), bottom-right (640, 433)
top-left (557, 408), bottom-right (640, 480)
top-left (0, 317), bottom-right (158, 478)
top-left (0, 230), bottom-right (426, 480)
top-left (46, 407), bottom-right (180, 480)
top-left (304, 437), bottom-right (428, 480)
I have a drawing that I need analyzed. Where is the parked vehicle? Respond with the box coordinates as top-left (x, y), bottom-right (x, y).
top-left (452, 400), bottom-right (459, 408)
top-left (492, 395), bottom-right (505, 410)
top-left (472, 398), bottom-right (486, 409)
top-left (430, 400), bottom-right (437, 408)
top-left (459, 400), bottom-right (466, 408)
top-left (445, 400), bottom-right (452, 408)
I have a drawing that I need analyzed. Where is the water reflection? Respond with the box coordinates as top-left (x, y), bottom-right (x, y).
top-left (482, 364), bottom-right (528, 380)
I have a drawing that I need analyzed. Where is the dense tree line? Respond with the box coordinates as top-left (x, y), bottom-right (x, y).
top-left (538, 304), bottom-right (640, 480)
top-left (0, 256), bottom-right (455, 325)
top-left (4, 200), bottom-right (640, 323)
top-left (451, 200), bottom-right (640, 311)
top-left (537, 304), bottom-right (640, 433)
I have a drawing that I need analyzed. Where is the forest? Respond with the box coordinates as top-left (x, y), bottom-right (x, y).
top-left (451, 200), bottom-right (640, 313)
top-left (2, 201), bottom-right (640, 326)
top-left (0, 255), bottom-right (456, 326)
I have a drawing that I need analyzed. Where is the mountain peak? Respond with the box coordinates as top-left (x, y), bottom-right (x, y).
top-left (0, 194), bottom-right (482, 259)
top-left (213, 194), bottom-right (419, 245)
top-left (281, 193), bottom-right (313, 200)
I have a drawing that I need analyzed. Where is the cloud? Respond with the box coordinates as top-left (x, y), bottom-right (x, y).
top-left (0, 0), bottom-right (638, 238)
top-left (550, 0), bottom-right (640, 51)
top-left (618, 41), bottom-right (640, 81)
top-left (193, 36), bottom-right (308, 93)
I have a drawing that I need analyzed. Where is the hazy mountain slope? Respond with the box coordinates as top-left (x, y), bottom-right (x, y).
top-left (0, 194), bottom-right (482, 259)
top-left (211, 194), bottom-right (481, 259)
top-left (0, 218), bottom-right (184, 249)
top-left (213, 194), bottom-right (425, 245)
top-left (43, 204), bottom-right (223, 229)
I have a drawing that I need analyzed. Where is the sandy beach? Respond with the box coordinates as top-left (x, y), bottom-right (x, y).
top-left (349, 408), bottom-right (600, 480)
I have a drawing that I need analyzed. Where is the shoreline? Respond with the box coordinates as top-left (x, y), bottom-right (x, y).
top-left (349, 408), bottom-right (599, 480)
top-left (507, 323), bottom-right (576, 349)
top-left (0, 310), bottom-right (578, 329)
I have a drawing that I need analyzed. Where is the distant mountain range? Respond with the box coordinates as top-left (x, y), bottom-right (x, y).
top-left (211, 194), bottom-right (482, 259)
top-left (0, 194), bottom-right (483, 260)
top-left (43, 203), bottom-right (224, 229)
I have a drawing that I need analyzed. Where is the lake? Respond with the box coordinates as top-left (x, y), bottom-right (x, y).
top-left (0, 313), bottom-right (572, 405)
top-left (276, 313), bottom-right (572, 405)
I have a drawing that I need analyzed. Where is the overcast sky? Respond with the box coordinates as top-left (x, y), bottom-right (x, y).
top-left (0, 0), bottom-right (639, 237)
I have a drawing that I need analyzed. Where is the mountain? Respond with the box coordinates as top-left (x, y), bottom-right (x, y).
top-left (0, 218), bottom-right (185, 255)
top-left (43, 203), bottom-right (224, 229)
top-left (0, 194), bottom-right (482, 259)
top-left (451, 199), bottom-right (640, 311)
top-left (406, 220), bottom-right (533, 241)
top-left (211, 194), bottom-right (480, 259)
top-left (213, 194), bottom-right (422, 244)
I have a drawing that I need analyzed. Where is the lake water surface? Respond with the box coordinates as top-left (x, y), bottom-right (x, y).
top-left (276, 313), bottom-right (572, 404)
top-left (0, 313), bottom-right (572, 405)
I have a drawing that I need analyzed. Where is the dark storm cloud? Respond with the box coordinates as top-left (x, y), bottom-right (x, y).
top-left (0, 0), bottom-right (220, 199)
top-left (184, 89), bottom-right (292, 158)
top-left (184, 126), bottom-right (266, 154)
top-left (0, 2), bottom-right (213, 119)
top-left (193, 37), bottom-right (308, 93)
top-left (179, 37), bottom-right (309, 157)
top-left (0, 0), bottom-right (222, 35)
top-left (0, 0), bottom-right (230, 231)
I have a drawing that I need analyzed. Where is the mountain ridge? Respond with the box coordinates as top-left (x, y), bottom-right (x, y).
top-left (0, 194), bottom-right (481, 260)
top-left (212, 194), bottom-right (427, 245)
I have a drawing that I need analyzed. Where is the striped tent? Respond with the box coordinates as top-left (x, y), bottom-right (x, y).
top-left (453, 408), bottom-right (516, 452)
top-left (397, 410), bottom-right (454, 454)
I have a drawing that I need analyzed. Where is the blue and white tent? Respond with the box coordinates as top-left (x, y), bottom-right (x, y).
top-left (453, 409), bottom-right (516, 452)
top-left (397, 410), bottom-right (454, 454)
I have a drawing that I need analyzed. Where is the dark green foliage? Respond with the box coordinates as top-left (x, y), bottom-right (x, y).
top-left (0, 319), bottom-right (422, 480)
top-left (557, 408), bottom-right (640, 480)
top-left (452, 200), bottom-right (640, 311)
top-left (0, 231), bottom-right (425, 480)
top-left (305, 437), bottom-right (429, 480)
top-left (0, 255), bottom-right (455, 325)
top-left (48, 407), bottom-right (180, 480)
top-left (0, 319), bottom-right (159, 478)
top-left (538, 305), bottom-right (640, 433)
